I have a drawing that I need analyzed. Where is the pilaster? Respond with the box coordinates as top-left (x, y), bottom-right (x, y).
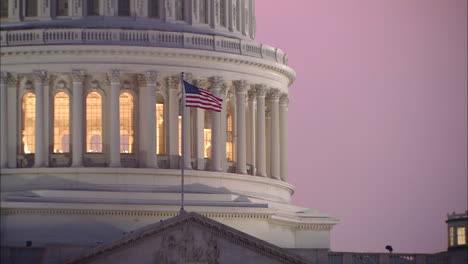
top-left (71, 70), bottom-right (85, 167)
top-left (234, 80), bottom-right (247, 174)
top-left (107, 70), bottom-right (121, 167)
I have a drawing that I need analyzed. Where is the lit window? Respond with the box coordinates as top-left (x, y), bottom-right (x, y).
top-left (0, 0), bottom-right (8, 18)
top-left (226, 102), bottom-right (234, 161)
top-left (119, 92), bottom-right (134, 153)
top-left (22, 92), bottom-right (36, 154)
top-left (204, 110), bottom-right (212, 158)
top-left (56, 0), bottom-right (69, 16)
top-left (175, 0), bottom-right (184, 20)
top-left (156, 94), bottom-right (165, 155)
top-left (118, 0), bottom-right (130, 16)
top-left (86, 92), bottom-right (103, 152)
top-left (457, 227), bottom-right (466, 245)
top-left (53, 92), bottom-right (70, 153)
top-left (25, 0), bottom-right (37, 17)
top-left (449, 227), bottom-right (455, 246)
top-left (148, 0), bottom-right (159, 18)
top-left (87, 0), bottom-right (99, 16)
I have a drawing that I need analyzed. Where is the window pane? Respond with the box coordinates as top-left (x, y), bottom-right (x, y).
top-left (22, 92), bottom-right (36, 154)
top-left (53, 92), bottom-right (70, 153)
top-left (86, 92), bottom-right (103, 152)
top-left (156, 95), bottom-right (165, 155)
top-left (204, 110), bottom-right (212, 158)
top-left (457, 227), bottom-right (466, 245)
top-left (226, 103), bottom-right (234, 161)
top-left (56, 0), bottom-right (69, 16)
top-left (87, 0), bottom-right (99, 16)
top-left (0, 0), bottom-right (8, 18)
top-left (25, 0), bottom-right (37, 17)
top-left (148, 0), bottom-right (159, 18)
top-left (120, 92), bottom-right (134, 153)
top-left (118, 0), bottom-right (130, 16)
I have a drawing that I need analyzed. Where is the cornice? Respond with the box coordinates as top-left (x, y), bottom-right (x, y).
top-left (0, 46), bottom-right (296, 86)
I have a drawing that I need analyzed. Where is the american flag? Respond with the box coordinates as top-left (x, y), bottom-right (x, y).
top-left (183, 80), bottom-right (223, 112)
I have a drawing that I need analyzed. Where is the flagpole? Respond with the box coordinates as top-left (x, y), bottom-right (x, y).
top-left (180, 72), bottom-right (186, 214)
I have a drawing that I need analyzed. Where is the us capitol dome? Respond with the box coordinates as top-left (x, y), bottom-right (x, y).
top-left (0, 0), bottom-right (338, 255)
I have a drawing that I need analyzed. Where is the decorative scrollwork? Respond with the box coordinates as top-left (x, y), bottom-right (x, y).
top-left (33, 70), bottom-right (47, 83)
top-left (233, 80), bottom-right (248, 94)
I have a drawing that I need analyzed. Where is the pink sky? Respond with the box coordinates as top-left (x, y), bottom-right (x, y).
top-left (255, 0), bottom-right (467, 253)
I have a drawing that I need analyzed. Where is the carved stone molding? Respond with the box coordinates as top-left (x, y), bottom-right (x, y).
top-left (279, 94), bottom-right (289, 105)
top-left (0, 72), bottom-right (8, 85)
top-left (145, 71), bottom-right (159, 86)
top-left (33, 70), bottom-right (47, 83)
top-left (233, 80), bottom-right (248, 94)
top-left (106, 70), bottom-right (121, 83)
top-left (209, 76), bottom-right (224, 91)
top-left (166, 75), bottom-right (180, 90)
top-left (254, 84), bottom-right (267, 97)
top-left (182, 72), bottom-right (193, 83)
top-left (71, 70), bottom-right (86, 83)
top-left (194, 79), bottom-right (209, 90)
top-left (268, 89), bottom-right (280, 101)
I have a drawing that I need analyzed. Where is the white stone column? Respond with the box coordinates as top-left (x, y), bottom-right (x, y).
top-left (247, 89), bottom-right (256, 175)
top-left (255, 84), bottom-right (267, 177)
top-left (138, 71), bottom-right (159, 168)
top-left (220, 86), bottom-right (229, 171)
top-left (33, 70), bottom-right (47, 167)
top-left (194, 79), bottom-right (207, 170)
top-left (6, 75), bottom-right (17, 168)
top-left (0, 72), bottom-right (8, 168)
top-left (7, 0), bottom-right (21, 21)
top-left (234, 80), bottom-right (247, 174)
top-left (107, 70), bottom-right (121, 167)
top-left (182, 73), bottom-right (192, 169)
top-left (210, 76), bottom-right (223, 171)
top-left (279, 94), bottom-right (289, 182)
top-left (269, 89), bottom-right (281, 180)
top-left (167, 76), bottom-right (180, 168)
top-left (71, 70), bottom-right (85, 167)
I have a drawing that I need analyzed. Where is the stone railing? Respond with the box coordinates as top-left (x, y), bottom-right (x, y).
top-left (0, 28), bottom-right (288, 65)
top-left (327, 252), bottom-right (451, 264)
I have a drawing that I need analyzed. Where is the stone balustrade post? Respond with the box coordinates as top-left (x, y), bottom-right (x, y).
top-left (255, 84), bottom-right (267, 177)
top-left (279, 93), bottom-right (289, 181)
top-left (0, 72), bottom-right (8, 168)
top-left (234, 80), bottom-right (247, 174)
top-left (71, 70), bottom-right (85, 167)
top-left (269, 89), bottom-right (280, 180)
top-left (33, 70), bottom-right (47, 167)
top-left (210, 76), bottom-right (224, 171)
top-left (107, 70), bottom-right (121, 167)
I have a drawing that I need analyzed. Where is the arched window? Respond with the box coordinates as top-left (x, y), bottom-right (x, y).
top-left (118, 0), bottom-right (130, 16)
top-left (25, 0), bottom-right (38, 17)
top-left (226, 102), bottom-right (234, 161)
top-left (87, 0), bottom-right (99, 16)
top-left (119, 92), bottom-right (134, 153)
top-left (175, 0), bottom-right (184, 20)
top-left (0, 0), bottom-right (8, 18)
top-left (56, 0), bottom-right (69, 16)
top-left (86, 92), bottom-right (103, 152)
top-left (148, 0), bottom-right (159, 18)
top-left (22, 92), bottom-right (36, 154)
top-left (204, 110), bottom-right (212, 159)
top-left (53, 92), bottom-right (70, 153)
top-left (156, 94), bottom-right (165, 155)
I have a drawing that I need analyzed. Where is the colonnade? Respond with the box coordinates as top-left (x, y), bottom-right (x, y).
top-left (0, 70), bottom-right (289, 181)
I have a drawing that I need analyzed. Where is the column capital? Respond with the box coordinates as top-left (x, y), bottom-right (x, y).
top-left (166, 75), bottom-right (180, 89)
top-left (138, 71), bottom-right (159, 86)
top-left (233, 80), bottom-right (248, 94)
top-left (248, 89), bottom-right (256, 101)
top-left (279, 94), bottom-right (289, 105)
top-left (33, 70), bottom-right (48, 83)
top-left (182, 72), bottom-right (193, 83)
top-left (0, 72), bottom-right (9, 85)
top-left (255, 84), bottom-right (267, 97)
top-left (71, 70), bottom-right (86, 82)
top-left (106, 70), bottom-right (121, 83)
top-left (268, 89), bottom-right (280, 101)
top-left (194, 79), bottom-right (209, 90)
top-left (209, 76), bottom-right (224, 91)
